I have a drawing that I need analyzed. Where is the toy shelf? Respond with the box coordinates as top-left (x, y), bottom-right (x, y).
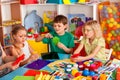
top-left (20, 3), bottom-right (98, 23)
top-left (0, 0), bottom-right (20, 46)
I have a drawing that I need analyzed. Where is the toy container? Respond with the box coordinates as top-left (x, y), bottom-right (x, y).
top-left (20, 0), bottom-right (38, 4)
top-left (47, 0), bottom-right (78, 4)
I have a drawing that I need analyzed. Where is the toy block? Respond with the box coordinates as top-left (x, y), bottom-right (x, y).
top-left (12, 54), bottom-right (25, 66)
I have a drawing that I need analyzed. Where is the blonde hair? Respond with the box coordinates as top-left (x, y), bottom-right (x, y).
top-left (10, 25), bottom-right (27, 44)
top-left (82, 20), bottom-right (103, 38)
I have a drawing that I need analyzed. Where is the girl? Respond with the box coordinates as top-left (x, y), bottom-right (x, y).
top-left (10, 25), bottom-right (39, 66)
top-left (71, 20), bottom-right (106, 62)
top-left (0, 43), bottom-right (19, 77)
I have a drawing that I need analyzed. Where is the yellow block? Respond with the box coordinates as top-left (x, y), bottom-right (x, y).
top-left (78, 0), bottom-right (86, 3)
top-left (27, 40), bottom-right (48, 55)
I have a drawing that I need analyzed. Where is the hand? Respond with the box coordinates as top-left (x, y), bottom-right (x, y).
top-left (71, 53), bottom-right (80, 58)
top-left (57, 42), bottom-right (65, 49)
top-left (32, 54), bottom-right (39, 60)
top-left (44, 33), bottom-right (53, 38)
top-left (28, 54), bottom-right (39, 63)
top-left (71, 56), bottom-right (83, 62)
top-left (6, 62), bottom-right (19, 70)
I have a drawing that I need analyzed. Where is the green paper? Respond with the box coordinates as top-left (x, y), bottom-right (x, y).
top-left (13, 76), bottom-right (35, 80)
top-left (52, 37), bottom-right (60, 45)
top-left (111, 70), bottom-right (116, 80)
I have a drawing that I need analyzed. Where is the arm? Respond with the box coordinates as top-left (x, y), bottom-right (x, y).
top-left (28, 44), bottom-right (35, 55)
top-left (28, 44), bottom-right (39, 58)
top-left (0, 62), bottom-right (11, 70)
top-left (19, 44), bottom-right (39, 66)
top-left (0, 44), bottom-right (19, 70)
top-left (0, 63), bottom-right (9, 70)
top-left (29, 44), bottom-right (39, 59)
top-left (19, 58), bottom-right (30, 66)
top-left (72, 45), bottom-right (102, 62)
top-left (0, 45), bottom-right (16, 62)
top-left (0, 45), bottom-right (6, 60)
top-left (35, 35), bottom-right (44, 42)
top-left (9, 46), bottom-right (26, 66)
top-left (73, 43), bottom-right (84, 54)
top-left (3, 56), bottom-right (16, 63)
top-left (83, 45), bottom-right (102, 60)
top-left (35, 33), bottom-right (53, 42)
top-left (0, 62), bottom-right (19, 70)
top-left (57, 42), bottom-right (73, 53)
top-left (20, 55), bottom-right (38, 66)
top-left (9, 45), bottom-right (19, 58)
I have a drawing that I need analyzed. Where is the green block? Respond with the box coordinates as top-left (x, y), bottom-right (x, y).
top-left (13, 76), bottom-right (35, 80)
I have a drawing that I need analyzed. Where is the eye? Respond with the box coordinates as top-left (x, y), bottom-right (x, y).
top-left (24, 35), bottom-right (27, 37)
top-left (84, 29), bottom-right (93, 32)
top-left (58, 25), bottom-right (61, 27)
top-left (19, 36), bottom-right (22, 37)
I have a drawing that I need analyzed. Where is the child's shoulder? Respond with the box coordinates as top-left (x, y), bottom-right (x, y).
top-left (65, 32), bottom-right (74, 36)
top-left (97, 37), bottom-right (105, 41)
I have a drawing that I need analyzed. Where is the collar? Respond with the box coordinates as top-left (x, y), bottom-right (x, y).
top-left (86, 38), bottom-right (98, 45)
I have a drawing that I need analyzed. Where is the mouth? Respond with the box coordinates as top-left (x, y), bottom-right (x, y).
top-left (56, 30), bottom-right (60, 33)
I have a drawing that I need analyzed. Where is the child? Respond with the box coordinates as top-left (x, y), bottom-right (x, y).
top-left (10, 25), bottom-right (39, 66)
top-left (0, 43), bottom-right (19, 77)
top-left (71, 20), bottom-right (106, 62)
top-left (36, 15), bottom-right (75, 54)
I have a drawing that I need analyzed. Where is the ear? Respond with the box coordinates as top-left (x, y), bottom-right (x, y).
top-left (12, 35), bottom-right (16, 40)
top-left (65, 24), bottom-right (68, 28)
top-left (64, 24), bottom-right (68, 30)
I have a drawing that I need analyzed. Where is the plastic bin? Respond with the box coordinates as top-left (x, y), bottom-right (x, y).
top-left (20, 0), bottom-right (38, 4)
top-left (47, 0), bottom-right (78, 4)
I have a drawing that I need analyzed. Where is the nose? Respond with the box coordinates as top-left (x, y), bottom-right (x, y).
top-left (54, 26), bottom-right (59, 30)
top-left (85, 30), bottom-right (88, 34)
top-left (23, 36), bottom-right (27, 40)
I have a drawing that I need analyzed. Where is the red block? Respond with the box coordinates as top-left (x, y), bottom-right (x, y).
top-left (116, 68), bottom-right (120, 80)
top-left (71, 53), bottom-right (80, 58)
top-left (12, 54), bottom-right (25, 66)
top-left (20, 0), bottom-right (38, 4)
top-left (24, 69), bottom-right (49, 76)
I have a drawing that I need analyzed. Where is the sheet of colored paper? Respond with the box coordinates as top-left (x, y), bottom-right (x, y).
top-left (25, 59), bottom-right (51, 70)
top-left (13, 76), bottom-right (34, 80)
top-left (24, 69), bottom-right (49, 76)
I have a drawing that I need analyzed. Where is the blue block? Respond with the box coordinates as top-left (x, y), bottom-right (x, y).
top-left (47, 0), bottom-right (78, 4)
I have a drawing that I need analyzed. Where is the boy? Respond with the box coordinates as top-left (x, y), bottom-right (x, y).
top-left (36, 15), bottom-right (75, 54)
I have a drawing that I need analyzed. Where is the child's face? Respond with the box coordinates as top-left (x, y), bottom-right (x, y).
top-left (13, 30), bottom-right (27, 43)
top-left (53, 22), bottom-right (67, 35)
top-left (84, 25), bottom-right (95, 39)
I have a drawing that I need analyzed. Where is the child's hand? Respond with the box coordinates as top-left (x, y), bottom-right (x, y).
top-left (71, 56), bottom-right (83, 62)
top-left (70, 57), bottom-right (79, 62)
top-left (45, 33), bottom-right (53, 38)
top-left (28, 54), bottom-right (39, 63)
top-left (71, 53), bottom-right (80, 58)
top-left (32, 54), bottom-right (39, 60)
top-left (57, 42), bottom-right (65, 49)
top-left (6, 62), bottom-right (19, 70)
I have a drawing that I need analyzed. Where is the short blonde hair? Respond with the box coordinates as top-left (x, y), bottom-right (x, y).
top-left (82, 20), bottom-right (103, 38)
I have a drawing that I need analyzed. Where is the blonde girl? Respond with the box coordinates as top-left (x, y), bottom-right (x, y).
top-left (71, 20), bottom-right (106, 62)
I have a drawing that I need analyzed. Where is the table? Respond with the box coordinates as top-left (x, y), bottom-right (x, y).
top-left (0, 53), bottom-right (115, 80)
top-left (0, 53), bottom-right (70, 80)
